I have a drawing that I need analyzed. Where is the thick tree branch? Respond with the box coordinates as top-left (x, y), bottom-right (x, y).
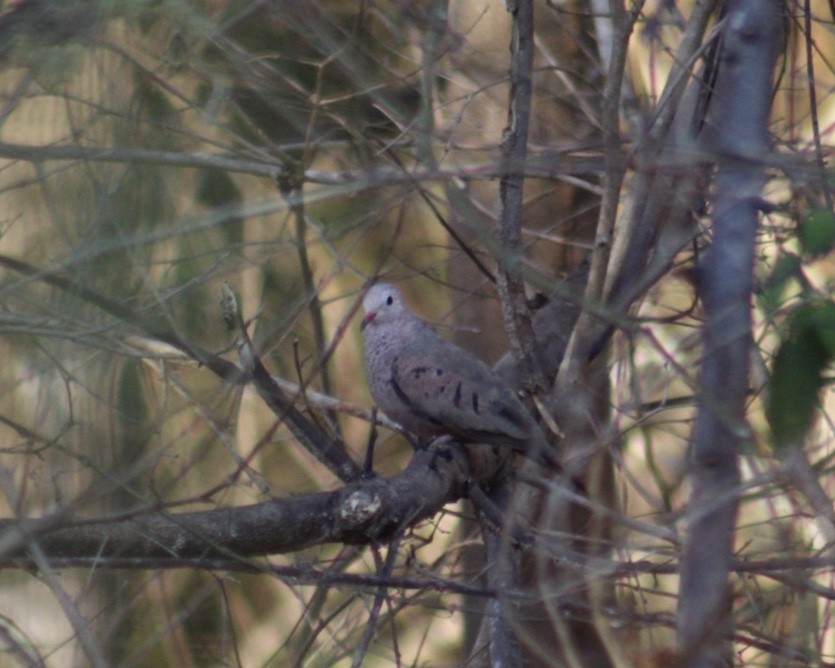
top-left (677, 2), bottom-right (783, 666)
top-left (0, 440), bottom-right (470, 565)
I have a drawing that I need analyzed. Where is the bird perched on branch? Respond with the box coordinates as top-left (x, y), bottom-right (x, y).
top-left (361, 283), bottom-right (548, 457)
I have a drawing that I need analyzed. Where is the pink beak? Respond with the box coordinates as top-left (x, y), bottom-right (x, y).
top-left (360, 311), bottom-right (376, 331)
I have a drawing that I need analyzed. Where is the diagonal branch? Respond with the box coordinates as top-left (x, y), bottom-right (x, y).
top-left (0, 254), bottom-right (361, 481)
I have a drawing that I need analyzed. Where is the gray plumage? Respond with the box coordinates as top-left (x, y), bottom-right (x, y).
top-left (361, 283), bottom-right (542, 452)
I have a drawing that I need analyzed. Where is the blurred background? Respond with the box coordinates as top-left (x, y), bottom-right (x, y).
top-left (0, 0), bottom-right (832, 665)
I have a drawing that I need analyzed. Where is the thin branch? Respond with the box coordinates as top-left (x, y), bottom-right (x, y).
top-left (554, 0), bottom-right (635, 392)
top-left (586, 0), bottom-right (632, 305)
top-left (605, 1), bottom-right (719, 304)
top-left (803, 0), bottom-right (834, 212)
top-left (28, 542), bottom-right (109, 668)
top-left (497, 0), bottom-right (543, 393)
top-left (277, 171), bottom-right (335, 403)
top-left (225, 283), bottom-right (361, 480)
top-left (351, 536), bottom-right (402, 668)
top-left (0, 140), bottom-right (608, 188)
top-left (383, 151), bottom-right (498, 285)
top-left (0, 253), bottom-right (240, 380)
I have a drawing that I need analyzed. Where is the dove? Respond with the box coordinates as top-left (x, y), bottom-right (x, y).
top-left (361, 283), bottom-right (547, 455)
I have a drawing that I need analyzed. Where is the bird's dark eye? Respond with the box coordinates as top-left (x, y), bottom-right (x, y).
top-left (386, 295), bottom-right (393, 305)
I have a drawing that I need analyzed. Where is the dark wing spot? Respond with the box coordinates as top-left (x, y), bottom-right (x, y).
top-left (409, 366), bottom-right (430, 379)
top-left (436, 368), bottom-right (443, 376)
top-left (453, 382), bottom-right (462, 407)
top-left (390, 376), bottom-right (444, 427)
top-left (471, 392), bottom-right (480, 414)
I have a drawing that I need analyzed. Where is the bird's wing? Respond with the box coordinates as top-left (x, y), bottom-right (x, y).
top-left (390, 337), bottom-right (532, 448)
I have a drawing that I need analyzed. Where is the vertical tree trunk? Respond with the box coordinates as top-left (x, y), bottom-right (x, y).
top-left (677, 3), bottom-right (784, 665)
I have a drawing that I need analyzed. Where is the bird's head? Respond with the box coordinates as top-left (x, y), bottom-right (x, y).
top-left (361, 283), bottom-right (404, 331)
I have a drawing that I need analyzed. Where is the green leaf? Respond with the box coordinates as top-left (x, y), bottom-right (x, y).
top-left (808, 301), bottom-right (835, 356)
top-left (799, 208), bottom-right (835, 257)
top-left (767, 335), bottom-right (825, 449)
top-left (767, 304), bottom-right (834, 449)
